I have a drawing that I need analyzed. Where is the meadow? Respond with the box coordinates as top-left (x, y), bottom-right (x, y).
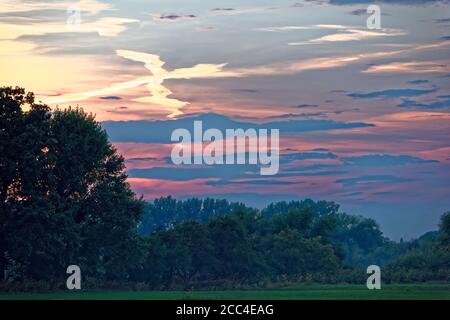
top-left (1, 283), bottom-right (449, 300)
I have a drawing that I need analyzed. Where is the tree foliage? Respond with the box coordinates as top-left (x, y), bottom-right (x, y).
top-left (0, 87), bottom-right (144, 282)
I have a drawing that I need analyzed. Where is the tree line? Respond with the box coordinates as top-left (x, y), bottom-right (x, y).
top-left (135, 197), bottom-right (449, 289)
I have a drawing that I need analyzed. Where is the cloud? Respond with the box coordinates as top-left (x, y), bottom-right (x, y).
top-left (348, 8), bottom-right (390, 16)
top-left (235, 89), bottom-right (260, 93)
top-left (128, 164), bottom-right (259, 181)
top-left (348, 88), bottom-right (436, 99)
top-left (283, 163), bottom-right (337, 172)
top-left (115, 50), bottom-right (226, 117)
top-left (102, 113), bottom-right (373, 144)
top-left (336, 175), bottom-right (412, 186)
top-left (44, 50), bottom-right (227, 117)
top-left (100, 96), bottom-right (122, 100)
top-left (281, 152), bottom-right (338, 163)
top-left (343, 154), bottom-right (438, 166)
top-left (207, 179), bottom-right (298, 186)
top-left (257, 25), bottom-right (312, 32)
top-left (39, 52), bottom-right (356, 112)
top-left (210, 7), bottom-right (271, 15)
top-left (0, 17), bottom-right (139, 39)
top-left (290, 28), bottom-right (405, 45)
top-left (348, 9), bottom-right (367, 16)
top-left (222, 50), bottom-right (413, 77)
top-left (0, 1), bottom-right (131, 42)
top-left (126, 153), bottom-right (345, 182)
top-left (127, 161), bottom-right (346, 183)
top-left (257, 24), bottom-right (405, 45)
top-left (127, 157), bottom-right (159, 161)
top-left (151, 14), bottom-right (197, 21)
top-left (265, 112), bottom-right (326, 120)
top-left (41, 40), bottom-right (450, 118)
top-left (434, 18), bottom-right (450, 24)
top-left (210, 8), bottom-right (236, 12)
top-left (398, 96), bottom-right (450, 109)
top-left (407, 80), bottom-right (430, 85)
top-left (295, 103), bottom-right (319, 108)
top-left (364, 61), bottom-right (450, 74)
top-left (0, 0), bottom-right (112, 14)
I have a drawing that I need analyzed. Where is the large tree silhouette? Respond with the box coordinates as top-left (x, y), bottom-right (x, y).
top-left (0, 87), bottom-right (144, 281)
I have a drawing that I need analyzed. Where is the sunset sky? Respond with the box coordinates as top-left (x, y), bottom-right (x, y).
top-left (1, 0), bottom-right (450, 239)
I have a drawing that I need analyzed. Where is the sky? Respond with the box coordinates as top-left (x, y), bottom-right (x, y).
top-left (1, 0), bottom-right (450, 239)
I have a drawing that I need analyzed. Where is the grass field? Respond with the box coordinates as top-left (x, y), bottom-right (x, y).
top-left (0, 283), bottom-right (449, 300)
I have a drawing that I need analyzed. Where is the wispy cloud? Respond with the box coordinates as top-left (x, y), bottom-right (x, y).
top-left (257, 25), bottom-right (313, 32)
top-left (41, 40), bottom-right (450, 117)
top-left (102, 113), bottom-right (373, 144)
top-left (364, 61), bottom-right (450, 74)
top-left (398, 96), bottom-right (450, 109)
top-left (336, 175), bottom-right (412, 187)
top-left (293, 29), bottom-right (405, 45)
top-left (0, 17), bottom-right (138, 39)
top-left (41, 49), bottom-right (392, 115)
top-left (150, 13), bottom-right (197, 21)
top-left (343, 154), bottom-right (438, 166)
top-left (210, 6), bottom-right (272, 15)
top-left (116, 50), bottom-right (228, 117)
top-left (44, 50), bottom-right (227, 117)
top-left (0, 0), bottom-right (112, 14)
top-left (257, 24), bottom-right (405, 45)
top-left (210, 8), bottom-right (236, 12)
top-left (100, 96), bottom-right (123, 100)
top-left (348, 88), bottom-right (436, 99)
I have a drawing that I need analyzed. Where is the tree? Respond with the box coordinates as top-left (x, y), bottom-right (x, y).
top-left (262, 199), bottom-right (340, 219)
top-left (439, 211), bottom-right (450, 247)
top-left (0, 87), bottom-right (144, 282)
top-left (138, 196), bottom-right (248, 235)
top-left (207, 212), bottom-right (262, 282)
top-left (1, 87), bottom-right (52, 280)
top-left (266, 228), bottom-right (339, 277)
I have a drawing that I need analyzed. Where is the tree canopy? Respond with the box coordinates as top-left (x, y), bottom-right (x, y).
top-left (0, 87), bottom-right (144, 282)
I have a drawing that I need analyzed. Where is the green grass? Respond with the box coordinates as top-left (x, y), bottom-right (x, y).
top-left (1, 283), bottom-right (449, 300)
